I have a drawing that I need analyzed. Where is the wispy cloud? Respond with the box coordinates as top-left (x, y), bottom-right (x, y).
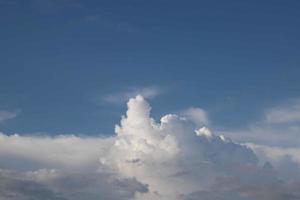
top-left (220, 98), bottom-right (300, 146)
top-left (181, 107), bottom-right (210, 127)
top-left (217, 97), bottom-right (300, 183)
top-left (102, 86), bottom-right (163, 104)
top-left (0, 110), bottom-right (19, 122)
top-left (265, 98), bottom-right (300, 124)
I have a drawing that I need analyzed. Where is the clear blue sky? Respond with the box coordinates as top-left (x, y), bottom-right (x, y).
top-left (0, 0), bottom-right (299, 135)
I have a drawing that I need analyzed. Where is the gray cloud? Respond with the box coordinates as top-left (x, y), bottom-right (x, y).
top-left (0, 169), bottom-right (148, 200)
top-left (0, 170), bottom-right (66, 200)
top-left (183, 175), bottom-right (300, 200)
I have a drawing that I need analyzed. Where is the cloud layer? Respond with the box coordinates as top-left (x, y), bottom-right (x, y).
top-left (1, 96), bottom-right (300, 199)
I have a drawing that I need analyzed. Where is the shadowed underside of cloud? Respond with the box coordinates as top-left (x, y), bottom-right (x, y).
top-left (0, 96), bottom-right (300, 199)
top-left (0, 169), bottom-right (148, 200)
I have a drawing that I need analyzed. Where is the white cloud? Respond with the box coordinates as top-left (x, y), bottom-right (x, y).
top-left (219, 98), bottom-right (300, 147)
top-left (101, 95), bottom-right (260, 199)
top-left (0, 96), bottom-right (299, 199)
top-left (0, 134), bottom-right (112, 170)
top-left (0, 110), bottom-right (19, 122)
top-left (102, 86), bottom-right (162, 104)
top-left (218, 98), bottom-right (300, 182)
top-left (245, 142), bottom-right (300, 181)
top-left (182, 107), bottom-right (209, 126)
top-left (265, 98), bottom-right (300, 124)
top-left (247, 143), bottom-right (300, 166)
top-left (195, 126), bottom-right (212, 138)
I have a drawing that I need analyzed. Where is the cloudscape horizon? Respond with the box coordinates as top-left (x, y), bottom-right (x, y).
top-left (1, 1), bottom-right (300, 199)
top-left (1, 95), bottom-right (300, 200)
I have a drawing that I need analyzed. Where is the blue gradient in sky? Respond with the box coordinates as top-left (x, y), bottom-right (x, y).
top-left (0, 0), bottom-right (299, 135)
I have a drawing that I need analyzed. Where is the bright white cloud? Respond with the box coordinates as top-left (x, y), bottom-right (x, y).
top-left (195, 126), bottom-right (212, 138)
top-left (0, 96), bottom-right (300, 199)
top-left (101, 95), bottom-right (261, 199)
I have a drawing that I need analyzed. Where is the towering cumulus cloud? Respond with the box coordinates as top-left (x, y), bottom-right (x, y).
top-left (0, 96), bottom-right (299, 199)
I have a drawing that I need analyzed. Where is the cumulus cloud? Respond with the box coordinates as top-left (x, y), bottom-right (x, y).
top-left (0, 96), bottom-right (300, 199)
top-left (102, 86), bottom-right (162, 104)
top-left (100, 95), bottom-right (264, 199)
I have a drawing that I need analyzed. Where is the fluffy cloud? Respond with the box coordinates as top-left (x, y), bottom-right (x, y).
top-left (101, 95), bottom-right (266, 199)
top-left (0, 96), bottom-right (300, 199)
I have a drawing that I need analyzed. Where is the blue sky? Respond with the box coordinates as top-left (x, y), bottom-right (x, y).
top-left (0, 0), bottom-right (300, 135)
top-left (2, 1), bottom-right (300, 199)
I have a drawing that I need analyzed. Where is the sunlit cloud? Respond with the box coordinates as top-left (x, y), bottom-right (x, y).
top-left (1, 96), bottom-right (299, 199)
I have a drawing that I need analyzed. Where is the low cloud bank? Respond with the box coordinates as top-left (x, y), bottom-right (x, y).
top-left (0, 96), bottom-right (299, 199)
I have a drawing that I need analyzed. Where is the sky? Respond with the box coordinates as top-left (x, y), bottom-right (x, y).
top-left (0, 0), bottom-right (300, 135)
top-left (1, 0), bottom-right (300, 200)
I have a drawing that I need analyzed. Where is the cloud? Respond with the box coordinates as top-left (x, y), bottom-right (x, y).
top-left (0, 169), bottom-right (66, 200)
top-left (265, 98), bottom-right (300, 124)
top-left (102, 86), bottom-right (162, 104)
top-left (182, 175), bottom-right (300, 200)
top-left (101, 95), bottom-right (261, 199)
top-left (246, 143), bottom-right (300, 180)
top-left (0, 96), bottom-right (300, 199)
top-left (0, 134), bottom-right (112, 170)
top-left (219, 98), bottom-right (300, 147)
top-left (217, 97), bottom-right (300, 184)
top-left (182, 107), bottom-right (210, 126)
top-left (0, 169), bottom-right (148, 200)
top-left (0, 110), bottom-right (19, 122)
top-left (266, 99), bottom-right (300, 123)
